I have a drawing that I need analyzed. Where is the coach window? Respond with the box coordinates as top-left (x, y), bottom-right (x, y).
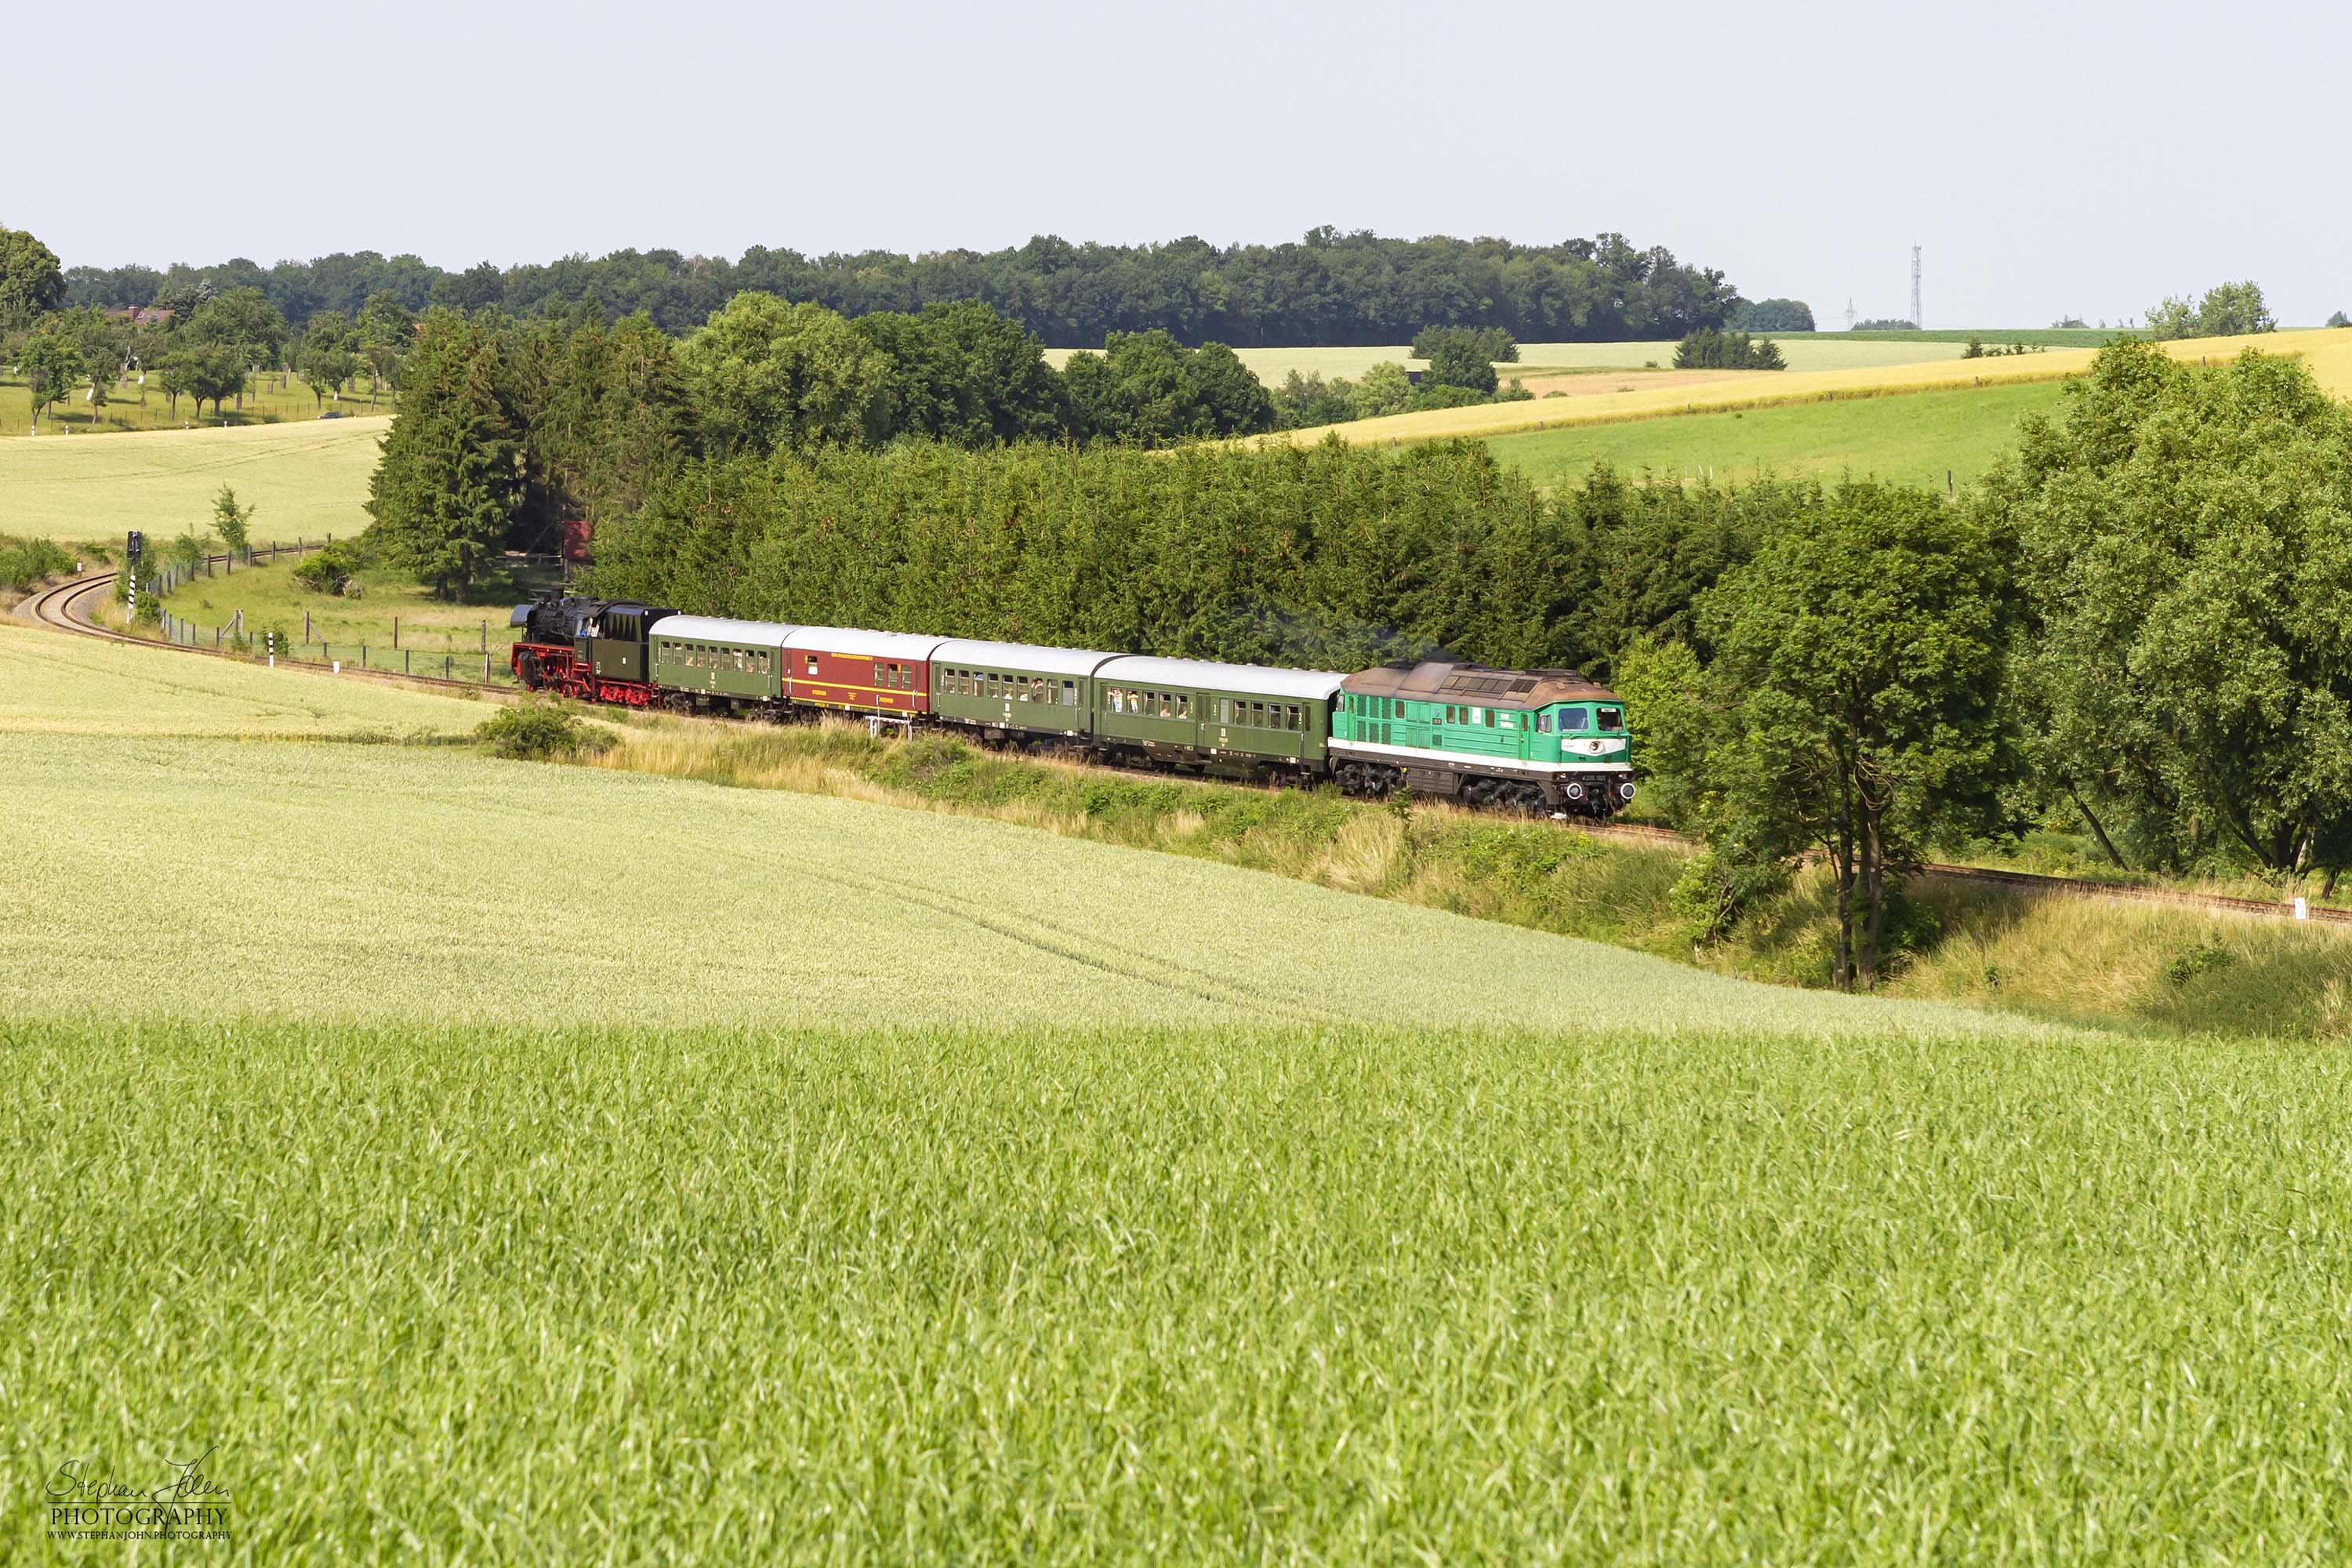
top-left (1177, 695), bottom-right (1190, 718)
top-left (806, 653), bottom-right (819, 676)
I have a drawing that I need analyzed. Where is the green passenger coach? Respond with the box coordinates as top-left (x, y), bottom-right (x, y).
top-left (1330, 659), bottom-right (1635, 815)
top-left (652, 615), bottom-right (797, 710)
top-left (928, 639), bottom-right (1114, 739)
top-left (1088, 655), bottom-right (1346, 777)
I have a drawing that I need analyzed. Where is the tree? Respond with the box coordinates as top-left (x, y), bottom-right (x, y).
top-left (1421, 333), bottom-right (1500, 394)
top-left (1733, 298), bottom-right (1815, 332)
top-left (212, 485), bottom-right (255, 556)
top-left (299, 311), bottom-right (361, 408)
top-left (2329, 310), bottom-right (2350, 328)
top-left (1062, 330), bottom-right (1274, 445)
top-left (678, 292), bottom-right (886, 455)
top-left (1674, 328), bottom-right (1785, 370)
top-left (1853, 318), bottom-right (1917, 332)
top-left (1410, 325), bottom-right (1517, 363)
top-left (1272, 370), bottom-right (1356, 429)
top-left (1177, 342), bottom-right (1276, 436)
top-left (365, 314), bottom-right (521, 599)
top-left (2143, 281), bottom-right (2274, 340)
top-left (19, 329), bottom-right (85, 429)
top-left (1982, 339), bottom-right (2352, 884)
top-left (1668, 484), bottom-right (2009, 988)
top-left (2194, 279), bottom-right (2274, 336)
top-left (851, 298), bottom-right (1067, 445)
top-left (164, 343), bottom-right (248, 419)
top-left (355, 291), bottom-right (417, 408)
top-left (0, 226), bottom-right (66, 328)
top-left (181, 285), bottom-right (289, 368)
top-left (1350, 361), bottom-right (1414, 419)
top-left (434, 260), bottom-right (506, 314)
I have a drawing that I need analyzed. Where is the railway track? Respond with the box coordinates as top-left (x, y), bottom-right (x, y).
top-left (20, 568), bottom-right (520, 701)
top-left (17, 568), bottom-right (2347, 928)
top-left (1581, 817), bottom-right (2352, 926)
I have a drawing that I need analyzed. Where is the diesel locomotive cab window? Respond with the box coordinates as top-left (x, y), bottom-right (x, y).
top-left (1562, 707), bottom-right (1591, 731)
top-left (1598, 706), bottom-right (1623, 729)
top-left (1535, 713), bottom-right (1552, 733)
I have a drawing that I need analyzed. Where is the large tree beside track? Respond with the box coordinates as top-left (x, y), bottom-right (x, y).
top-left (1624, 484), bottom-right (2011, 989)
top-left (1981, 339), bottom-right (2352, 884)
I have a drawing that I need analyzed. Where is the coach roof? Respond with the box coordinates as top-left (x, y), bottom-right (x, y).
top-left (782, 626), bottom-right (949, 660)
top-left (1094, 655), bottom-right (1347, 702)
top-left (929, 638), bottom-right (1122, 678)
top-left (654, 615), bottom-right (799, 647)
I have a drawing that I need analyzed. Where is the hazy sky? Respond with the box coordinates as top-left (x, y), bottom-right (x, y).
top-left (14, 0), bottom-right (2345, 328)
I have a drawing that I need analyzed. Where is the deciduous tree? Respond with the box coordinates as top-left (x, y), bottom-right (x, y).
top-left (1983, 338), bottom-right (2352, 882)
top-left (679, 293), bottom-right (885, 455)
top-left (1664, 484), bottom-right (2009, 988)
top-left (0, 226), bottom-right (66, 328)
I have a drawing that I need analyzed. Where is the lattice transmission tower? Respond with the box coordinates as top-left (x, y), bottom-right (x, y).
top-left (1910, 245), bottom-right (1922, 328)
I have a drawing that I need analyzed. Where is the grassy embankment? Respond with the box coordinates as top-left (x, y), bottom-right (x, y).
top-left (15, 625), bottom-right (2352, 1557)
top-left (573, 717), bottom-right (2352, 1040)
top-left (0, 367), bottom-right (390, 437)
top-left (10, 625), bottom-right (2352, 1558)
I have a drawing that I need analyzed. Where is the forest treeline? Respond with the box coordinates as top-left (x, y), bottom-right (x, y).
top-left (60, 227), bottom-right (1740, 346)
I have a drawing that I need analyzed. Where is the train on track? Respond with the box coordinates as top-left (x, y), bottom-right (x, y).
top-left (510, 595), bottom-right (1637, 815)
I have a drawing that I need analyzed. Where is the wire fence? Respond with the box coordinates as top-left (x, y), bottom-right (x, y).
top-left (133, 543), bottom-right (564, 688)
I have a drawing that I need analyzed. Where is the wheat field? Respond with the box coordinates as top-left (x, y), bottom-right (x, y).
top-left (0, 414), bottom-right (387, 543)
top-left (1262, 326), bottom-right (2352, 447)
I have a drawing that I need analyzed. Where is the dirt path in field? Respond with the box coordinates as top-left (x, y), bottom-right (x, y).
top-left (1508, 368), bottom-right (1769, 398)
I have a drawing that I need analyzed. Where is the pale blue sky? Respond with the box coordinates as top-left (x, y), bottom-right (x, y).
top-left (14, 0), bottom-right (2346, 327)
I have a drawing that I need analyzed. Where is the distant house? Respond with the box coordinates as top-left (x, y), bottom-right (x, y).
top-left (106, 307), bottom-right (176, 328)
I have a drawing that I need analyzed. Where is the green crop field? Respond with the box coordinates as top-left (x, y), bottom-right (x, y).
top-left (0, 367), bottom-right (392, 438)
top-left (1775, 327), bottom-right (2147, 348)
top-left (1487, 379), bottom-right (2072, 492)
top-left (0, 416), bottom-right (386, 546)
top-left (0, 617), bottom-right (488, 739)
top-left (11, 629), bottom-right (2352, 1560)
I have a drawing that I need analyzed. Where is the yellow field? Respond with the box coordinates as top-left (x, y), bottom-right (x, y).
top-left (1257, 328), bottom-right (2352, 448)
top-left (1047, 336), bottom-right (1981, 385)
top-left (0, 416), bottom-right (387, 544)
